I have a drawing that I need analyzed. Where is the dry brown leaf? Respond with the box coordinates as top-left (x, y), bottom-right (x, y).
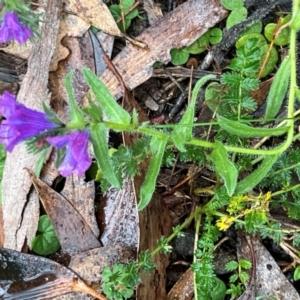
top-left (65, 0), bottom-right (121, 36)
top-left (2, 0), bottom-right (63, 251)
top-left (98, 0), bottom-right (227, 99)
top-left (167, 268), bottom-right (194, 300)
top-left (61, 175), bottom-right (99, 238)
top-left (27, 169), bottom-right (101, 255)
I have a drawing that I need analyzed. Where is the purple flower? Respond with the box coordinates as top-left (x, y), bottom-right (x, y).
top-left (0, 91), bottom-right (59, 152)
top-left (46, 131), bottom-right (91, 177)
top-left (0, 11), bottom-right (33, 44)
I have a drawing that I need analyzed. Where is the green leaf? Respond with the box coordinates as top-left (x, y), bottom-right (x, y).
top-left (259, 46), bottom-right (278, 78)
top-left (109, 0), bottom-right (139, 31)
top-left (0, 144), bottom-right (6, 183)
top-left (211, 140), bottom-right (238, 196)
top-left (205, 82), bottom-right (226, 114)
top-left (82, 95), bottom-right (103, 122)
top-left (102, 266), bottom-right (113, 282)
top-left (65, 70), bottom-right (85, 125)
top-left (294, 266), bottom-right (300, 281)
top-left (291, 10), bottom-right (300, 31)
top-left (170, 48), bottom-right (189, 65)
top-left (173, 74), bottom-right (216, 151)
top-left (31, 215), bottom-right (60, 256)
top-left (236, 33), bottom-right (266, 49)
top-left (229, 274), bottom-right (239, 284)
top-left (90, 123), bottom-right (122, 188)
top-left (35, 149), bottom-right (48, 177)
top-left (121, 0), bottom-right (136, 12)
top-left (264, 55), bottom-right (290, 122)
top-left (42, 102), bottom-right (64, 125)
top-left (138, 135), bottom-right (168, 210)
top-left (83, 67), bottom-right (131, 124)
top-left (184, 32), bottom-right (210, 54)
top-left (235, 155), bottom-right (278, 195)
top-left (221, 0), bottom-right (244, 10)
top-left (0, 144), bottom-right (6, 160)
top-left (245, 211), bottom-right (268, 232)
top-left (296, 88), bottom-right (300, 101)
top-left (109, 4), bottom-right (121, 19)
top-left (239, 259), bottom-right (252, 269)
top-left (225, 260), bottom-right (239, 271)
top-left (264, 23), bottom-right (290, 46)
top-left (209, 28), bottom-right (222, 45)
top-left (125, 9), bottom-right (138, 21)
top-left (226, 7), bottom-right (247, 29)
top-left (211, 277), bottom-right (227, 300)
top-left (218, 115), bottom-right (289, 138)
top-left (239, 272), bottom-right (250, 284)
top-left (240, 21), bottom-right (262, 36)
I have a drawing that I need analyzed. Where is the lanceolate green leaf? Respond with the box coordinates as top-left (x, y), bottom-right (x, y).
top-left (211, 141), bottom-right (238, 196)
top-left (235, 155), bottom-right (278, 195)
top-left (173, 74), bottom-right (216, 151)
top-left (90, 123), bottom-right (121, 188)
top-left (82, 67), bottom-right (131, 125)
top-left (264, 56), bottom-right (290, 122)
top-left (218, 115), bottom-right (289, 138)
top-left (65, 70), bottom-right (85, 125)
top-left (138, 135), bottom-right (168, 210)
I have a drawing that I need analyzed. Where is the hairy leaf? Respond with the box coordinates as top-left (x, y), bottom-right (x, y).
top-left (138, 135), bottom-right (168, 210)
top-left (90, 123), bottom-right (122, 188)
top-left (173, 74), bottom-right (216, 151)
top-left (65, 70), bottom-right (85, 125)
top-left (83, 67), bottom-right (131, 124)
top-left (264, 55), bottom-right (290, 122)
top-left (218, 116), bottom-right (289, 138)
top-left (211, 141), bottom-right (238, 196)
top-left (226, 7), bottom-right (247, 29)
top-left (235, 155), bottom-right (278, 194)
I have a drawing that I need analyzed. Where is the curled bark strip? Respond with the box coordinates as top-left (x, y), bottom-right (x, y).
top-left (99, 0), bottom-right (227, 99)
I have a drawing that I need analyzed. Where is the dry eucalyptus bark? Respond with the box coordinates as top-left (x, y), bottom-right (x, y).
top-left (2, 0), bottom-right (63, 251)
top-left (98, 0), bottom-right (227, 99)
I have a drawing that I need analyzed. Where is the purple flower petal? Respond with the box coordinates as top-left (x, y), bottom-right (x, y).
top-left (0, 91), bottom-right (58, 151)
top-left (0, 12), bottom-right (33, 44)
top-left (46, 131), bottom-right (91, 177)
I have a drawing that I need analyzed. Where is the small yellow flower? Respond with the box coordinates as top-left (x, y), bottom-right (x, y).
top-left (216, 216), bottom-right (236, 231)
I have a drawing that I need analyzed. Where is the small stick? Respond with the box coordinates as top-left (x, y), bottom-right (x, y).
top-left (102, 54), bottom-right (127, 97)
top-left (115, 1), bottom-right (141, 24)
